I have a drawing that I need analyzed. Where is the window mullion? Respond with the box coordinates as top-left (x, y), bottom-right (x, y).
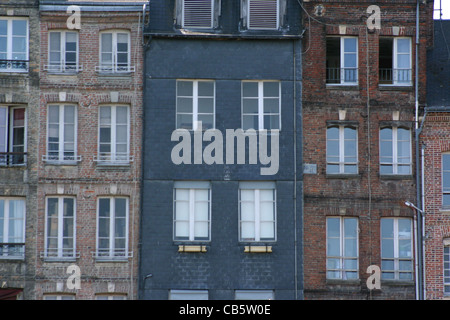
top-left (393, 127), bottom-right (398, 174)
top-left (339, 126), bottom-right (345, 173)
top-left (7, 20), bottom-right (12, 60)
top-left (61, 32), bottom-right (66, 69)
top-left (109, 198), bottom-right (115, 256)
top-left (57, 198), bottom-right (64, 257)
top-left (3, 200), bottom-right (9, 243)
top-left (59, 106), bottom-right (65, 160)
top-left (111, 107), bottom-right (117, 159)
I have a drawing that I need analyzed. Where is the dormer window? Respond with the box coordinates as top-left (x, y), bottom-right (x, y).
top-left (182, 0), bottom-right (214, 29)
top-left (248, 0), bottom-right (279, 30)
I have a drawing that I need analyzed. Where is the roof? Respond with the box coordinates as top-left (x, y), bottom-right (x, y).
top-left (427, 20), bottom-right (450, 108)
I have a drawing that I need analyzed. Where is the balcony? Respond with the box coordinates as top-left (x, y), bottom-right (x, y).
top-left (94, 153), bottom-right (133, 166)
top-left (0, 243), bottom-right (25, 260)
top-left (379, 68), bottom-right (412, 86)
top-left (92, 249), bottom-right (133, 261)
top-left (95, 65), bottom-right (135, 74)
top-left (0, 60), bottom-right (29, 72)
top-left (0, 152), bottom-right (27, 167)
top-left (43, 63), bottom-right (83, 74)
top-left (326, 68), bottom-right (358, 85)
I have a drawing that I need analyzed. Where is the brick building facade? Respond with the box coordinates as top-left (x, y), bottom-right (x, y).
top-left (301, 0), bottom-right (434, 299)
top-left (34, 0), bottom-right (146, 300)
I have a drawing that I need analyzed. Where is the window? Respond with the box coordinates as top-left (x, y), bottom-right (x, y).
top-left (235, 290), bottom-right (274, 300)
top-left (326, 125), bottom-right (358, 174)
top-left (45, 197), bottom-right (76, 259)
top-left (97, 31), bottom-right (133, 73)
top-left (0, 198), bottom-right (25, 259)
top-left (247, 0), bottom-right (279, 30)
top-left (96, 105), bottom-right (130, 164)
top-left (443, 154), bottom-right (450, 207)
top-left (176, 80), bottom-right (215, 130)
top-left (46, 31), bottom-right (80, 73)
top-left (43, 294), bottom-right (75, 300)
top-left (95, 294), bottom-right (127, 300)
top-left (0, 106), bottom-right (26, 166)
top-left (381, 218), bottom-right (413, 280)
top-left (326, 37), bottom-right (358, 85)
top-left (182, 0), bottom-right (214, 28)
top-left (0, 17), bottom-right (28, 72)
top-left (169, 290), bottom-right (208, 300)
top-left (45, 105), bottom-right (78, 163)
top-left (379, 37), bottom-right (412, 86)
top-left (326, 217), bottom-right (358, 280)
top-left (174, 181), bottom-right (211, 242)
top-left (242, 81), bottom-right (280, 131)
top-left (444, 246), bottom-right (450, 294)
top-left (97, 197), bottom-right (129, 260)
top-left (239, 182), bottom-right (276, 242)
top-left (379, 126), bottom-right (411, 175)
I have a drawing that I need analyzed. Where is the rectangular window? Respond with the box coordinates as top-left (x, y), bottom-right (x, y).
top-left (381, 218), bottom-right (413, 280)
top-left (239, 182), bottom-right (276, 242)
top-left (98, 31), bottom-right (133, 73)
top-left (97, 105), bottom-right (130, 164)
top-left (326, 37), bottom-right (358, 85)
top-left (0, 106), bottom-right (26, 166)
top-left (235, 290), bottom-right (274, 300)
top-left (380, 126), bottom-right (411, 175)
top-left (43, 294), bottom-right (75, 300)
top-left (45, 105), bottom-right (78, 163)
top-left (0, 17), bottom-right (28, 72)
top-left (326, 217), bottom-right (358, 280)
top-left (95, 294), bottom-right (127, 300)
top-left (443, 154), bottom-right (450, 207)
top-left (182, 0), bottom-right (214, 28)
top-left (379, 37), bottom-right (412, 86)
top-left (247, 0), bottom-right (279, 30)
top-left (169, 290), bottom-right (209, 300)
top-left (47, 31), bottom-right (80, 73)
top-left (444, 246), bottom-right (450, 294)
top-left (0, 198), bottom-right (25, 259)
top-left (45, 197), bottom-right (76, 259)
top-left (97, 197), bottom-right (129, 260)
top-left (174, 181), bottom-right (211, 241)
top-left (242, 81), bottom-right (280, 131)
top-left (176, 80), bottom-right (215, 130)
top-left (326, 125), bottom-right (358, 174)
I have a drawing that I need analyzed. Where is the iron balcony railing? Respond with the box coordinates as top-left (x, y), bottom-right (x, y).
top-left (326, 67), bottom-right (358, 84)
top-left (0, 243), bottom-right (25, 259)
top-left (43, 63), bottom-right (83, 74)
top-left (0, 60), bottom-right (29, 72)
top-left (379, 68), bottom-right (412, 85)
top-left (0, 152), bottom-right (27, 166)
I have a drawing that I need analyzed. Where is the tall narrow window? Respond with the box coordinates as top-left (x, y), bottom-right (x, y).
top-left (379, 126), bottom-right (411, 175)
top-left (326, 217), bottom-right (358, 280)
top-left (98, 31), bottom-right (132, 73)
top-left (443, 154), bottom-right (450, 207)
top-left (444, 246), bottom-right (450, 294)
top-left (0, 18), bottom-right (28, 72)
top-left (45, 197), bottom-right (76, 259)
top-left (381, 218), bottom-right (413, 280)
top-left (46, 105), bottom-right (78, 163)
top-left (242, 81), bottom-right (280, 131)
top-left (0, 106), bottom-right (26, 166)
top-left (326, 37), bottom-right (358, 85)
top-left (0, 198), bottom-right (25, 259)
top-left (182, 0), bottom-right (214, 28)
top-left (239, 182), bottom-right (276, 242)
top-left (326, 125), bottom-right (358, 174)
top-left (379, 37), bottom-right (412, 86)
top-left (174, 182), bottom-right (211, 242)
top-left (176, 80), bottom-right (215, 130)
top-left (97, 197), bottom-right (129, 260)
top-left (47, 31), bottom-right (80, 73)
top-left (97, 106), bottom-right (130, 164)
top-left (248, 0), bottom-right (279, 30)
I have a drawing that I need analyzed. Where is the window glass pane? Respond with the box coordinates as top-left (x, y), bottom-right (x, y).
top-left (381, 219), bottom-right (394, 238)
top-left (243, 115), bottom-right (258, 130)
top-left (101, 33), bottom-right (112, 52)
top-left (263, 82), bottom-right (279, 97)
top-left (12, 20), bottom-right (27, 36)
top-left (198, 98), bottom-right (214, 114)
top-left (327, 238), bottom-right (340, 256)
top-left (177, 81), bottom-right (193, 96)
top-left (115, 198), bottom-right (126, 217)
top-left (327, 218), bottom-right (340, 238)
top-left (381, 239), bottom-right (394, 258)
top-left (100, 107), bottom-right (111, 125)
top-left (243, 82), bottom-right (258, 97)
top-left (63, 198), bottom-right (74, 217)
top-left (0, 20), bottom-right (6, 36)
top-left (264, 98), bottom-right (279, 114)
top-left (177, 97), bottom-right (193, 113)
top-left (49, 32), bottom-right (61, 52)
top-left (344, 238), bottom-right (357, 257)
top-left (198, 81), bottom-right (214, 96)
top-left (264, 115), bottom-right (279, 130)
top-left (344, 218), bottom-right (357, 237)
top-left (397, 38), bottom-right (410, 53)
top-left (243, 99), bottom-right (258, 114)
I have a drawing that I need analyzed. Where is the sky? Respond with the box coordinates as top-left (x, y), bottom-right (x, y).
top-left (434, 0), bottom-right (450, 19)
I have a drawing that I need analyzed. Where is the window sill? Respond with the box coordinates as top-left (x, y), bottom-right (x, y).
top-left (177, 245), bottom-right (208, 253)
top-left (379, 85), bottom-right (413, 91)
top-left (379, 174), bottom-right (413, 180)
top-left (326, 174), bottom-right (360, 179)
top-left (326, 84), bottom-right (359, 90)
top-left (381, 279), bottom-right (414, 286)
top-left (325, 279), bottom-right (360, 285)
top-left (244, 245), bottom-right (272, 253)
top-left (0, 256), bottom-right (25, 261)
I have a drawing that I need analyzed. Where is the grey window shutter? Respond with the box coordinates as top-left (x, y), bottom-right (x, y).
top-left (182, 0), bottom-right (214, 28)
top-left (248, 0), bottom-right (279, 30)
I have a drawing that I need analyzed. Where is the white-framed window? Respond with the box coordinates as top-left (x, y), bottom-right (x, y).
top-left (176, 80), bottom-right (215, 130)
top-left (0, 198), bottom-right (25, 259)
top-left (0, 17), bottom-right (28, 72)
top-left (239, 181), bottom-right (276, 242)
top-left (96, 105), bottom-right (131, 165)
top-left (45, 104), bottom-right (78, 163)
top-left (95, 294), bottom-right (127, 300)
top-left (379, 37), bottom-right (412, 86)
top-left (0, 106), bottom-right (26, 166)
top-left (173, 181), bottom-right (211, 242)
top-left (326, 37), bottom-right (358, 85)
top-left (182, 0), bottom-right (214, 28)
top-left (326, 125), bottom-right (358, 174)
top-left (381, 217), bottom-right (413, 280)
top-left (247, 0), bottom-right (279, 30)
top-left (442, 154), bottom-right (450, 207)
top-left (379, 126), bottom-right (411, 175)
top-left (169, 290), bottom-right (209, 300)
top-left (43, 294), bottom-right (75, 300)
top-left (97, 31), bottom-right (133, 73)
top-left (326, 217), bottom-right (358, 280)
top-left (46, 31), bottom-right (80, 73)
top-left (96, 197), bottom-right (129, 260)
top-left (444, 246), bottom-right (450, 295)
top-left (44, 197), bottom-right (76, 259)
top-left (242, 81), bottom-right (280, 131)
top-left (235, 290), bottom-right (274, 300)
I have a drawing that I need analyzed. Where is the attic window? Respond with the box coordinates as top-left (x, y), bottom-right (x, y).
top-left (248, 0), bottom-right (279, 30)
top-left (182, 0), bottom-right (214, 29)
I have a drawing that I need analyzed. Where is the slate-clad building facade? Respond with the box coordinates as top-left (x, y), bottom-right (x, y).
top-left (139, 0), bottom-right (303, 300)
